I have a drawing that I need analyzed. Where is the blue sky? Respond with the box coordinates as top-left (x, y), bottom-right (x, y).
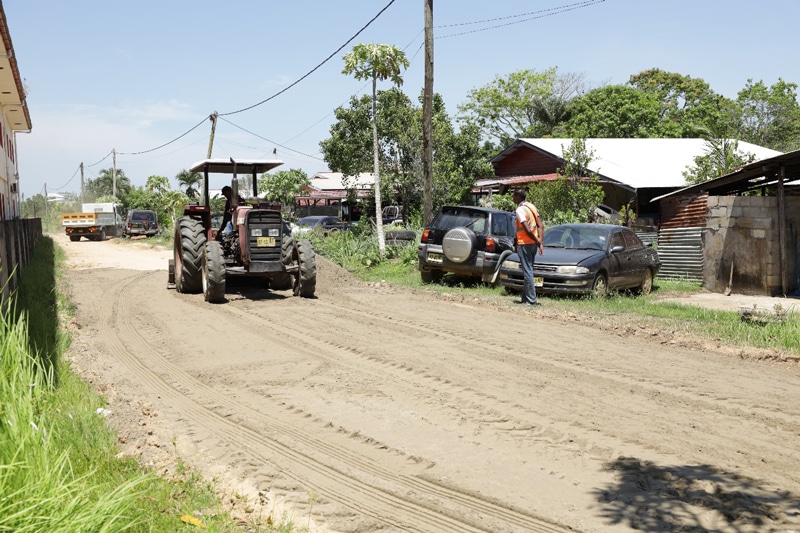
top-left (7, 0), bottom-right (800, 200)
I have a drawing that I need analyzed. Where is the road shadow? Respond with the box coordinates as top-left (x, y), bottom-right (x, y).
top-left (592, 456), bottom-right (800, 531)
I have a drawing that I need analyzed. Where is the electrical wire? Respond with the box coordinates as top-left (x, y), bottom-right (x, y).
top-left (86, 150), bottom-right (113, 168)
top-left (218, 0), bottom-right (396, 117)
top-left (439, 0), bottom-right (604, 38)
top-left (50, 164), bottom-right (82, 191)
top-left (117, 115), bottom-right (210, 156)
top-left (218, 116), bottom-right (325, 161)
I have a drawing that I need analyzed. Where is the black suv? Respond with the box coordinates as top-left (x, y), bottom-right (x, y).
top-left (417, 205), bottom-right (516, 284)
top-left (124, 209), bottom-right (159, 237)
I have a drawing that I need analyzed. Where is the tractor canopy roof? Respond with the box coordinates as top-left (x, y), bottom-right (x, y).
top-left (190, 158), bottom-right (284, 175)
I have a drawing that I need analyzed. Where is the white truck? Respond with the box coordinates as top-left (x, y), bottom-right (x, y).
top-left (61, 202), bottom-right (125, 242)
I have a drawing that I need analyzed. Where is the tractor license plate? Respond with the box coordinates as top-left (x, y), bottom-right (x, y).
top-left (256, 237), bottom-right (276, 247)
top-left (534, 276), bottom-right (543, 287)
top-left (427, 252), bottom-right (443, 264)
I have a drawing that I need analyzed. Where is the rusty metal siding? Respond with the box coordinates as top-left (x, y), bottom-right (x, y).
top-left (655, 192), bottom-right (707, 280)
top-left (660, 192), bottom-right (708, 229)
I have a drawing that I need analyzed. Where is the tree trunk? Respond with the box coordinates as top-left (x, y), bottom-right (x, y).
top-left (373, 76), bottom-right (386, 254)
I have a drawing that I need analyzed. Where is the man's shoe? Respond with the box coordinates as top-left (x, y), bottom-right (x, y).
top-left (515, 301), bottom-right (541, 306)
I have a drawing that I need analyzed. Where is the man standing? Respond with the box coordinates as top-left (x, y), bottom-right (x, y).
top-left (512, 188), bottom-right (545, 306)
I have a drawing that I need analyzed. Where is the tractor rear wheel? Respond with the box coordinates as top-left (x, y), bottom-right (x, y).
top-left (203, 240), bottom-right (226, 303)
top-left (293, 239), bottom-right (316, 298)
top-left (174, 216), bottom-right (204, 293)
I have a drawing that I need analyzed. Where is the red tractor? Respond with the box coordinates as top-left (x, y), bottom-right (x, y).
top-left (168, 158), bottom-right (316, 303)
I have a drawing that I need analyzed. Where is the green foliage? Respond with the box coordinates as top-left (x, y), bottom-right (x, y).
top-left (174, 169), bottom-right (202, 199)
top-left (457, 67), bottom-right (586, 145)
top-left (526, 138), bottom-right (604, 225)
top-left (628, 68), bottom-right (733, 138)
top-left (259, 168), bottom-right (310, 209)
top-left (566, 85), bottom-right (675, 138)
top-left (85, 167), bottom-right (132, 203)
top-left (682, 138), bottom-right (758, 185)
top-left (482, 192), bottom-right (515, 211)
top-left (122, 175), bottom-right (188, 228)
top-left (342, 43), bottom-right (410, 87)
top-left (737, 78), bottom-right (800, 151)
top-left (321, 88), bottom-right (491, 218)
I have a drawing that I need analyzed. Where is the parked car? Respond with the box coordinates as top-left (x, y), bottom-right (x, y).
top-left (593, 203), bottom-right (622, 222)
top-left (417, 205), bottom-right (516, 284)
top-left (124, 209), bottom-right (159, 237)
top-left (291, 215), bottom-right (349, 236)
top-left (498, 223), bottom-right (660, 297)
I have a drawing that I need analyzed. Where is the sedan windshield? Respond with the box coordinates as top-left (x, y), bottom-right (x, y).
top-left (544, 226), bottom-right (609, 250)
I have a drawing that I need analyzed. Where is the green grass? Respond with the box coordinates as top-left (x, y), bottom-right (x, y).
top-left (1, 236), bottom-right (296, 532)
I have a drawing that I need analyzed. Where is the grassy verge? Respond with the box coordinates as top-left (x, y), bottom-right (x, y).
top-left (310, 229), bottom-right (800, 357)
top-left (1, 236), bottom-right (293, 532)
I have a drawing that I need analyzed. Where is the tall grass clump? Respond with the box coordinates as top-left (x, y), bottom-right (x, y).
top-left (0, 308), bottom-right (146, 531)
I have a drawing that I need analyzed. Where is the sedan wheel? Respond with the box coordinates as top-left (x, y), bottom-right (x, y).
top-left (638, 268), bottom-right (653, 295)
top-left (591, 273), bottom-right (608, 298)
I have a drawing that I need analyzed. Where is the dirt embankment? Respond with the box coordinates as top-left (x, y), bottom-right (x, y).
top-left (56, 233), bottom-right (800, 532)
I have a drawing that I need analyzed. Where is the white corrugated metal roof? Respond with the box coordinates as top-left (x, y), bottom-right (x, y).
top-left (310, 172), bottom-right (375, 191)
top-left (517, 138), bottom-right (783, 189)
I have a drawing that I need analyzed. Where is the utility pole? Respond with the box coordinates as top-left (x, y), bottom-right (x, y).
top-left (44, 182), bottom-right (48, 232)
top-left (112, 148), bottom-right (117, 198)
top-left (422, 0), bottom-right (434, 226)
top-left (207, 112), bottom-right (218, 159)
top-left (80, 162), bottom-right (84, 204)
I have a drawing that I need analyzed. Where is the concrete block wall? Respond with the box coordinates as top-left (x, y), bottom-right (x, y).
top-left (704, 195), bottom-right (800, 295)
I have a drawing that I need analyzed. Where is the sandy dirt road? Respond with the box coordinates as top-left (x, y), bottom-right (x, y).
top-left (54, 232), bottom-right (800, 532)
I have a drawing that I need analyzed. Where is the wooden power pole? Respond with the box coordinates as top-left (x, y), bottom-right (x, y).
top-left (422, 0), bottom-right (434, 226)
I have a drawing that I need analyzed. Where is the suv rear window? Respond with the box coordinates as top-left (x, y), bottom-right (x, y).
top-left (433, 207), bottom-right (489, 235)
top-left (131, 211), bottom-right (156, 222)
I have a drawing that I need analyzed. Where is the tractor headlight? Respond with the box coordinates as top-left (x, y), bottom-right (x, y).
top-left (268, 228), bottom-right (280, 237)
top-left (251, 228), bottom-right (262, 237)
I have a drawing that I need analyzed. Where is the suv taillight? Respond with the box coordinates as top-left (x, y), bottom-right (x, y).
top-left (421, 229), bottom-right (430, 243)
top-left (485, 237), bottom-right (496, 252)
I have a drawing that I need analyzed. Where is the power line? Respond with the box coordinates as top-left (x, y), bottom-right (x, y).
top-left (117, 115), bottom-right (210, 156)
top-left (439, 0), bottom-right (605, 38)
top-left (218, 116), bottom-right (325, 161)
top-left (86, 149), bottom-right (113, 168)
top-left (50, 164), bottom-right (82, 191)
top-left (218, 0), bottom-right (396, 117)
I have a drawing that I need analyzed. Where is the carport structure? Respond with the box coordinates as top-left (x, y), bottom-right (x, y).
top-left (654, 149), bottom-right (800, 295)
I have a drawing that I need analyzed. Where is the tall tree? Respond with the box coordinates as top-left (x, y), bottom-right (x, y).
top-left (85, 168), bottom-right (131, 202)
top-left (565, 85), bottom-right (675, 138)
top-left (737, 78), bottom-right (800, 151)
top-left (258, 169), bottom-right (310, 212)
top-left (629, 68), bottom-right (732, 137)
top-left (682, 138), bottom-right (756, 186)
top-left (175, 169), bottom-right (202, 199)
top-left (321, 89), bottom-right (492, 217)
top-left (527, 138), bottom-right (604, 226)
top-left (457, 67), bottom-right (586, 146)
top-left (342, 42), bottom-right (409, 254)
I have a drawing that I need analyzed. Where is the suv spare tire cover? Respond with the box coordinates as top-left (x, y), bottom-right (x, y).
top-left (442, 227), bottom-right (477, 263)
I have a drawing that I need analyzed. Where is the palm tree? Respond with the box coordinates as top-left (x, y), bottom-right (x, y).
top-left (175, 169), bottom-right (202, 199)
top-left (342, 43), bottom-right (409, 254)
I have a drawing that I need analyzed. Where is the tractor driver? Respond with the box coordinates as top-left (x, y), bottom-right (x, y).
top-left (217, 185), bottom-right (245, 240)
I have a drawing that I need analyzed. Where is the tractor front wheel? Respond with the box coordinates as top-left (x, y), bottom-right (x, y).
top-left (270, 234), bottom-right (295, 291)
top-left (293, 239), bottom-right (316, 298)
top-left (202, 240), bottom-right (226, 303)
top-left (174, 216), bottom-right (205, 293)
